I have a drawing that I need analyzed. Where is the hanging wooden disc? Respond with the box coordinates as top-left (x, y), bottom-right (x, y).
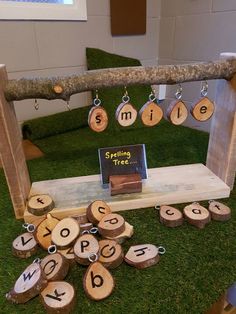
top-left (88, 106), bottom-right (108, 132)
top-left (116, 102), bottom-right (137, 127)
top-left (208, 201), bottom-right (231, 221)
top-left (41, 253), bottom-right (69, 281)
top-left (191, 97), bottom-right (214, 121)
top-left (105, 222), bottom-right (134, 244)
top-left (12, 232), bottom-right (38, 258)
top-left (58, 246), bottom-right (76, 265)
top-left (79, 222), bottom-right (93, 235)
top-left (74, 234), bottom-right (99, 265)
top-left (98, 239), bottom-right (123, 269)
top-left (83, 261), bottom-right (115, 301)
top-left (124, 244), bottom-right (160, 269)
top-left (183, 203), bottom-right (211, 229)
top-left (51, 218), bottom-right (80, 249)
top-left (139, 101), bottom-right (163, 126)
top-left (35, 214), bottom-right (60, 250)
top-left (27, 194), bottom-right (55, 216)
top-left (70, 213), bottom-right (88, 225)
top-left (167, 100), bottom-right (188, 125)
top-left (159, 205), bottom-right (184, 227)
top-left (98, 213), bottom-right (125, 238)
top-left (40, 281), bottom-right (75, 314)
top-left (87, 200), bottom-right (112, 225)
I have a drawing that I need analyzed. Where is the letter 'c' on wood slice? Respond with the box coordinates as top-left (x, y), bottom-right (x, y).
top-left (40, 281), bottom-right (75, 314)
top-left (87, 200), bottom-right (112, 225)
top-left (116, 102), bottom-right (137, 127)
top-left (51, 218), bottom-right (80, 250)
top-left (106, 222), bottom-right (134, 244)
top-left (27, 194), bottom-right (55, 216)
top-left (208, 201), bottom-right (231, 221)
top-left (124, 244), bottom-right (160, 269)
top-left (167, 100), bottom-right (188, 125)
top-left (83, 261), bottom-right (115, 301)
top-left (74, 234), bottom-right (99, 265)
top-left (159, 205), bottom-right (183, 227)
top-left (6, 262), bottom-right (48, 304)
top-left (98, 213), bottom-right (125, 238)
top-left (41, 253), bottom-right (69, 281)
top-left (98, 239), bottom-right (123, 269)
top-left (88, 106), bottom-right (108, 132)
top-left (191, 97), bottom-right (214, 121)
top-left (12, 232), bottom-right (38, 258)
top-left (139, 101), bottom-right (163, 127)
top-left (183, 203), bottom-right (211, 229)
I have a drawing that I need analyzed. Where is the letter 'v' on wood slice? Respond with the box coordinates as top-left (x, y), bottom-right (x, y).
top-left (27, 194), bottom-right (55, 216)
top-left (183, 203), bottom-right (211, 229)
top-left (208, 200), bottom-right (231, 221)
top-left (106, 221), bottom-right (134, 244)
top-left (87, 200), bottom-right (112, 225)
top-left (125, 244), bottom-right (160, 269)
top-left (159, 205), bottom-right (183, 227)
top-left (74, 234), bottom-right (99, 265)
top-left (98, 239), bottom-right (124, 269)
top-left (83, 261), bottom-right (115, 301)
top-left (88, 106), bottom-right (108, 132)
top-left (41, 253), bottom-right (70, 281)
top-left (139, 101), bottom-right (163, 126)
top-left (98, 213), bottom-right (125, 238)
top-left (191, 97), bottom-right (214, 121)
top-left (116, 102), bottom-right (137, 127)
top-left (166, 100), bottom-right (188, 125)
top-left (12, 232), bottom-right (38, 258)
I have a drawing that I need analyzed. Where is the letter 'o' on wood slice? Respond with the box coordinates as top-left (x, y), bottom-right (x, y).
top-left (191, 97), bottom-right (214, 122)
top-left (106, 222), bottom-right (134, 244)
top-left (159, 205), bottom-right (184, 228)
top-left (98, 239), bottom-right (123, 269)
top-left (74, 234), bottom-right (99, 266)
top-left (116, 102), bottom-right (137, 127)
top-left (166, 100), bottom-right (188, 125)
top-left (139, 101), bottom-right (163, 127)
top-left (124, 244), bottom-right (160, 269)
top-left (12, 232), bottom-right (38, 258)
top-left (183, 203), bottom-right (211, 229)
top-left (83, 261), bottom-right (115, 301)
top-left (98, 213), bottom-right (125, 238)
top-left (51, 218), bottom-right (80, 250)
top-left (87, 200), bottom-right (112, 225)
top-left (208, 201), bottom-right (231, 221)
top-left (40, 281), bottom-right (75, 314)
top-left (41, 253), bottom-right (69, 281)
top-left (27, 194), bottom-right (55, 216)
top-left (6, 262), bottom-right (48, 304)
top-left (88, 106), bottom-right (108, 133)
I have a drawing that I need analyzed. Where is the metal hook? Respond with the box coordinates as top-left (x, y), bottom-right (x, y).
top-left (201, 81), bottom-right (208, 97)
top-left (66, 99), bottom-right (71, 111)
top-left (48, 245), bottom-right (57, 255)
top-left (157, 246), bottom-right (166, 255)
top-left (88, 252), bottom-right (98, 263)
top-left (93, 90), bottom-right (101, 106)
top-left (34, 99), bottom-right (39, 110)
top-left (175, 84), bottom-right (183, 100)
top-left (33, 257), bottom-right (41, 264)
top-left (122, 86), bottom-right (130, 103)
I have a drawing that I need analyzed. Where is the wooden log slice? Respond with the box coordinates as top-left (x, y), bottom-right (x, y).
top-left (208, 201), bottom-right (231, 221)
top-left (27, 194), bottom-right (55, 216)
top-left (139, 101), bottom-right (163, 126)
top-left (74, 234), bottom-right (99, 266)
top-left (191, 97), bottom-right (214, 121)
top-left (183, 203), bottom-right (211, 229)
top-left (79, 222), bottom-right (93, 235)
top-left (167, 100), bottom-right (188, 125)
top-left (159, 205), bottom-right (184, 227)
top-left (58, 247), bottom-right (76, 266)
top-left (70, 213), bottom-right (88, 225)
top-left (116, 102), bottom-right (137, 127)
top-left (88, 106), bottom-right (108, 133)
top-left (6, 262), bottom-right (47, 304)
top-left (124, 244), bottom-right (160, 269)
top-left (41, 253), bottom-right (69, 281)
top-left (98, 213), bottom-right (125, 238)
top-left (105, 222), bottom-right (134, 244)
top-left (83, 261), bottom-right (115, 301)
top-left (35, 214), bottom-right (60, 250)
top-left (40, 281), bottom-right (75, 314)
top-left (12, 232), bottom-right (38, 258)
top-left (87, 200), bottom-right (112, 225)
top-left (51, 218), bottom-right (80, 250)
top-left (98, 239), bottom-right (123, 269)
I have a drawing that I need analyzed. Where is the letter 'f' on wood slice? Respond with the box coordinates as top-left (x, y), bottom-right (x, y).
top-left (41, 253), bottom-right (69, 281)
top-left (88, 106), bottom-right (108, 132)
top-left (98, 239), bottom-right (124, 269)
top-left (74, 234), bottom-right (99, 265)
top-left (208, 201), bottom-right (231, 221)
top-left (125, 244), bottom-right (160, 269)
top-left (116, 102), bottom-right (137, 127)
top-left (87, 200), bottom-right (112, 225)
top-left (191, 97), bottom-right (214, 121)
top-left (12, 232), bottom-right (38, 258)
top-left (98, 213), bottom-right (125, 238)
top-left (183, 203), bottom-right (211, 229)
top-left (106, 222), bottom-right (134, 244)
top-left (167, 100), bottom-right (188, 125)
top-left (159, 205), bottom-right (184, 228)
top-left (27, 194), bottom-right (55, 216)
top-left (139, 101), bottom-right (163, 126)
top-left (83, 261), bottom-right (115, 301)
top-left (40, 281), bottom-right (75, 314)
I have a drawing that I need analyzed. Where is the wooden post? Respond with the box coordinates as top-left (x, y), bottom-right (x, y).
top-left (0, 65), bottom-right (31, 219)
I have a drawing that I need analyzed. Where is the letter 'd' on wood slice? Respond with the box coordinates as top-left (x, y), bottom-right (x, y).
top-left (87, 200), bottom-right (112, 225)
top-left (98, 213), bottom-right (125, 238)
top-left (51, 218), bottom-right (80, 249)
top-left (83, 261), bottom-right (115, 301)
top-left (106, 221), bottom-right (134, 244)
top-left (159, 205), bottom-right (184, 227)
top-left (208, 201), bottom-right (231, 221)
top-left (35, 214), bottom-right (60, 250)
top-left (98, 239), bottom-right (124, 269)
top-left (116, 102), bottom-right (137, 127)
top-left (12, 232), bottom-right (38, 258)
top-left (191, 97), bottom-right (214, 121)
top-left (74, 234), bottom-right (99, 265)
top-left (41, 253), bottom-right (69, 281)
top-left (27, 194), bottom-right (55, 216)
top-left (167, 100), bottom-right (188, 125)
top-left (139, 101), bottom-right (163, 126)
top-left (88, 106), bottom-right (108, 132)
top-left (183, 203), bottom-right (211, 229)
top-left (125, 244), bottom-right (160, 269)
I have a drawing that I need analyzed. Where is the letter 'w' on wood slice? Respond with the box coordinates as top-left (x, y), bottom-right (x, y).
top-left (40, 281), bottom-right (75, 314)
top-left (124, 244), bottom-right (160, 269)
top-left (41, 253), bottom-right (69, 281)
top-left (98, 239), bottom-right (124, 269)
top-left (98, 213), bottom-right (125, 238)
top-left (74, 234), bottom-right (99, 266)
top-left (139, 101), bottom-right (163, 127)
top-left (116, 102), bottom-right (137, 127)
top-left (159, 205), bottom-right (184, 228)
top-left (166, 100), bottom-right (188, 125)
top-left (106, 222), bottom-right (134, 244)
top-left (83, 261), bottom-right (115, 301)
top-left (6, 261), bottom-right (48, 304)
top-left (208, 200), bottom-right (231, 221)
top-left (51, 218), bottom-right (80, 250)
top-left (88, 106), bottom-right (108, 133)
top-left (87, 200), bottom-right (112, 225)
top-left (27, 194), bottom-right (55, 216)
top-left (191, 97), bottom-right (214, 122)
top-left (12, 232), bottom-right (38, 258)
top-left (183, 203), bottom-right (211, 229)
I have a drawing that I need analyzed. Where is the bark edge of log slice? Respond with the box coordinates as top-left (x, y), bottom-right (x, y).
top-left (27, 194), bottom-right (55, 216)
top-left (12, 232), bottom-right (38, 258)
top-left (208, 201), bottom-right (231, 221)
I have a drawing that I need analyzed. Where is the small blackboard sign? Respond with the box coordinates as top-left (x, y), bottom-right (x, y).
top-left (98, 144), bottom-right (148, 185)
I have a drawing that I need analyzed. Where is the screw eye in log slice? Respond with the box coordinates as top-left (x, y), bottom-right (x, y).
top-left (87, 200), bottom-right (112, 225)
top-left (208, 201), bottom-right (231, 221)
top-left (191, 97), bottom-right (215, 122)
top-left (105, 222), bottom-right (134, 244)
top-left (83, 261), bottom-right (115, 301)
top-left (88, 106), bottom-right (108, 133)
top-left (159, 205), bottom-right (184, 228)
top-left (98, 239), bottom-right (124, 269)
top-left (124, 244), bottom-right (160, 269)
top-left (40, 281), bottom-right (75, 314)
top-left (12, 232), bottom-right (38, 258)
top-left (116, 102), bottom-right (137, 127)
top-left (41, 253), bottom-right (70, 281)
top-left (167, 100), bottom-right (188, 125)
top-left (139, 101), bottom-right (163, 127)
top-left (183, 203), bottom-right (211, 229)
top-left (98, 213), bottom-right (125, 238)
top-left (27, 194), bottom-right (55, 216)
top-left (74, 234), bottom-right (99, 265)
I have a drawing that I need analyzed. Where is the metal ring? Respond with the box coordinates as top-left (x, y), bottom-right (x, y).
top-left (158, 246), bottom-right (166, 255)
top-left (90, 227), bottom-right (98, 234)
top-left (201, 81), bottom-right (208, 97)
top-left (82, 230), bottom-right (90, 235)
top-left (122, 95), bottom-right (130, 104)
top-left (27, 224), bottom-right (35, 233)
top-left (22, 222), bottom-right (29, 229)
top-left (48, 245), bottom-right (57, 255)
top-left (93, 98), bottom-right (101, 107)
top-left (208, 199), bottom-right (214, 204)
top-left (175, 84), bottom-right (183, 100)
top-left (149, 93), bottom-right (156, 102)
top-left (88, 252), bottom-right (98, 263)
top-left (33, 257), bottom-right (41, 264)
top-left (155, 205), bottom-right (160, 211)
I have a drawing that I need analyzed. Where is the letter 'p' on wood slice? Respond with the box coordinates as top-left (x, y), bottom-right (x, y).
top-left (139, 101), bottom-right (163, 126)
top-left (124, 244), bottom-right (160, 269)
top-left (208, 201), bottom-right (231, 221)
top-left (27, 194), bottom-right (55, 216)
top-left (87, 200), bottom-right (112, 225)
top-left (35, 214), bottom-right (60, 250)
top-left (116, 102), bottom-right (137, 127)
top-left (74, 234), bottom-right (99, 265)
top-left (167, 100), bottom-right (188, 125)
top-left (106, 222), bottom-right (134, 244)
top-left (40, 281), bottom-right (75, 314)
top-left (98, 213), bottom-right (125, 238)
top-left (41, 253), bottom-right (69, 281)
top-left (98, 239), bottom-right (123, 269)
top-left (12, 232), bottom-right (38, 258)
top-left (83, 261), bottom-right (115, 301)
top-left (183, 203), bottom-right (211, 229)
top-left (51, 218), bottom-right (80, 249)
top-left (159, 205), bottom-right (184, 227)
top-left (88, 106), bottom-right (108, 132)
top-left (191, 97), bottom-right (214, 121)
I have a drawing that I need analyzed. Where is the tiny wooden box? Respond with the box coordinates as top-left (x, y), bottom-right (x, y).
top-left (109, 173), bottom-right (142, 196)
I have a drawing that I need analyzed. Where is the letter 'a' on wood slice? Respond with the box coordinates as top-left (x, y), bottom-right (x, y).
top-left (74, 234), bottom-right (99, 265)
top-left (106, 222), bottom-right (134, 244)
top-left (208, 200), bottom-right (231, 221)
top-left (139, 101), bottom-right (163, 127)
top-left (88, 106), bottom-right (108, 132)
top-left (183, 203), bottom-right (211, 229)
top-left (40, 281), bottom-right (75, 314)
top-left (27, 194), bottom-right (55, 216)
top-left (116, 102), bottom-right (137, 127)
top-left (167, 100), bottom-right (188, 125)
top-left (159, 205), bottom-right (184, 228)
top-left (98, 239), bottom-right (123, 269)
top-left (191, 97), bottom-right (214, 122)
top-left (41, 253), bottom-right (69, 281)
top-left (124, 244), bottom-right (160, 269)
top-left (87, 200), bottom-right (112, 225)
top-left (83, 261), bottom-right (115, 301)
top-left (58, 247), bottom-right (76, 266)
top-left (12, 232), bottom-right (38, 258)
top-left (98, 213), bottom-right (125, 238)
top-left (6, 261), bottom-right (47, 304)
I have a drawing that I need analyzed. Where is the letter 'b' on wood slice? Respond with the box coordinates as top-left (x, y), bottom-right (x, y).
top-left (27, 194), bottom-right (55, 216)
top-left (83, 261), bottom-right (115, 301)
top-left (87, 200), bottom-right (112, 225)
top-left (98, 213), bottom-right (125, 238)
top-left (125, 244), bottom-right (160, 269)
top-left (167, 100), bottom-right (188, 125)
top-left (74, 234), bottom-right (99, 265)
top-left (51, 218), bottom-right (80, 249)
top-left (98, 239), bottom-right (124, 269)
top-left (191, 97), bottom-right (214, 121)
top-left (159, 205), bottom-right (183, 228)
top-left (41, 253), bottom-right (69, 281)
top-left (88, 106), bottom-right (108, 132)
top-left (35, 214), bottom-right (60, 250)
top-left (106, 222), bottom-right (134, 244)
top-left (208, 201), bottom-right (231, 221)
top-left (183, 203), bottom-right (211, 229)
top-left (12, 232), bottom-right (38, 258)
top-left (139, 101), bottom-right (163, 127)
top-left (116, 102), bottom-right (137, 127)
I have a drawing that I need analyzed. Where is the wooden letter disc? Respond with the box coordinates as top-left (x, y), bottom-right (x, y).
top-left (159, 205), bottom-right (183, 227)
top-left (116, 102), bottom-right (137, 127)
top-left (83, 261), bottom-right (115, 301)
top-left (98, 213), bottom-right (125, 238)
top-left (124, 244), bottom-right (160, 269)
top-left (87, 200), bottom-right (112, 225)
top-left (106, 221), bottom-right (134, 244)
top-left (27, 194), bottom-right (54, 216)
top-left (79, 222), bottom-right (93, 235)
top-left (191, 97), bottom-right (214, 121)
top-left (41, 281), bottom-right (75, 314)
top-left (41, 253), bottom-right (69, 281)
top-left (35, 214), bottom-right (60, 250)
top-left (139, 101), bottom-right (163, 126)
top-left (58, 247), bottom-right (76, 265)
top-left (183, 203), bottom-right (211, 229)
top-left (167, 100), bottom-right (188, 125)
top-left (98, 239), bottom-right (123, 269)
top-left (70, 213), bottom-right (88, 225)
top-left (74, 234), bottom-right (99, 265)
top-left (51, 218), bottom-right (80, 249)
top-left (88, 106), bottom-right (108, 132)
top-left (12, 232), bottom-right (38, 258)
top-left (208, 201), bottom-right (231, 221)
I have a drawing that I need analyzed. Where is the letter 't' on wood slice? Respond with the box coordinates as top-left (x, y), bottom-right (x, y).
top-left (124, 244), bottom-right (160, 269)
top-left (87, 200), bottom-right (112, 225)
top-left (106, 222), bottom-right (134, 244)
top-left (183, 203), bottom-right (211, 229)
top-left (40, 281), bottom-right (75, 314)
top-left (139, 101), bottom-right (163, 127)
top-left (27, 194), bottom-right (55, 216)
top-left (88, 106), bottom-right (108, 132)
top-left (159, 205), bottom-right (184, 228)
top-left (51, 218), bottom-right (80, 249)
top-left (41, 253), bottom-right (69, 281)
top-left (98, 213), bottom-right (125, 238)
top-left (116, 102), bottom-right (137, 127)
top-left (6, 262), bottom-right (47, 304)
top-left (167, 100), bottom-right (188, 125)
top-left (83, 261), bottom-right (115, 301)
top-left (12, 232), bottom-right (38, 258)
top-left (74, 234), bottom-right (99, 265)
top-left (98, 239), bottom-right (123, 269)
top-left (191, 97), bottom-right (214, 121)
top-left (208, 201), bottom-right (231, 221)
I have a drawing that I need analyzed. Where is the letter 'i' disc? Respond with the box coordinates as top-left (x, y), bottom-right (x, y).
top-left (191, 97), bottom-right (214, 121)
top-left (88, 106), bottom-right (108, 132)
top-left (124, 244), bottom-right (160, 269)
top-left (116, 102), bottom-right (137, 127)
top-left (167, 100), bottom-right (188, 125)
top-left (139, 101), bottom-right (163, 126)
top-left (183, 203), bottom-right (210, 229)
